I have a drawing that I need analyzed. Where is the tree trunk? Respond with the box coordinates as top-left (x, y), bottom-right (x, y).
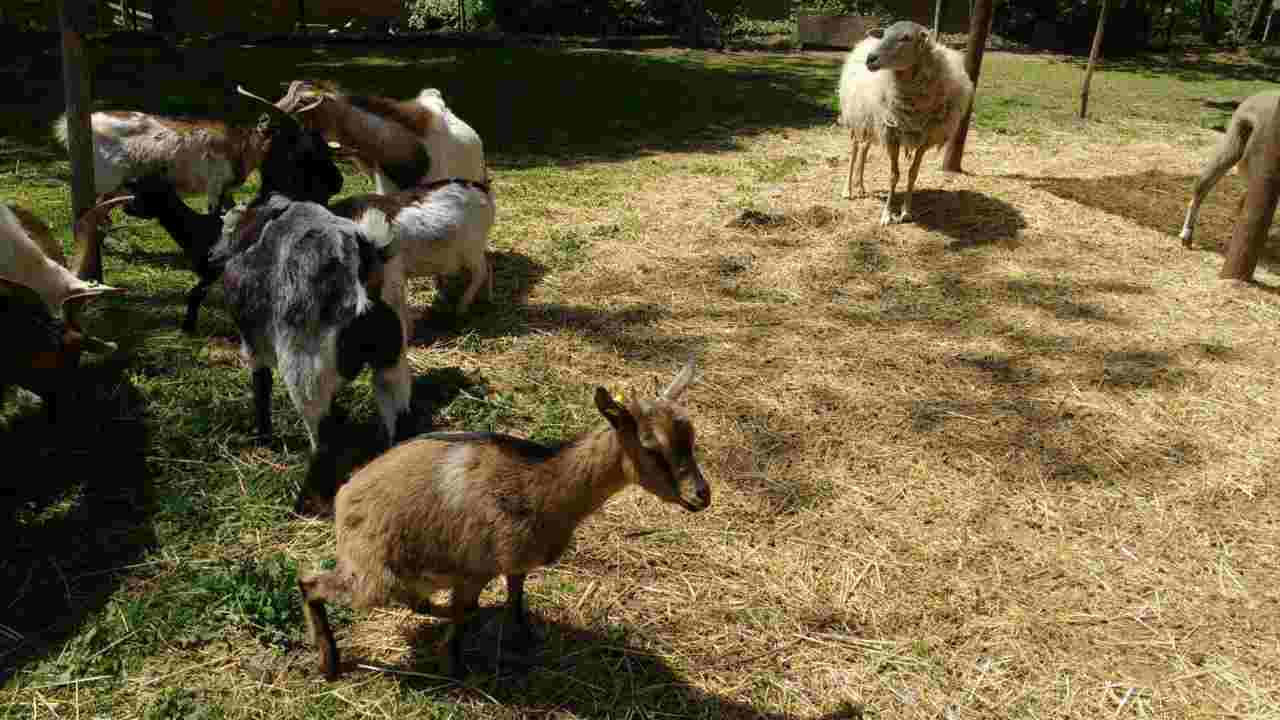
top-left (1220, 94), bottom-right (1280, 281)
top-left (1202, 0), bottom-right (1219, 43)
top-left (941, 0), bottom-right (993, 172)
top-left (1246, 0), bottom-right (1271, 38)
top-left (1079, 0), bottom-right (1109, 120)
top-left (58, 1), bottom-right (101, 281)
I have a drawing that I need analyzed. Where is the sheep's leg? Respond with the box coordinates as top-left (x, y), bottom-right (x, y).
top-left (505, 574), bottom-right (535, 649)
top-left (843, 131), bottom-right (860, 200)
top-left (855, 141), bottom-right (871, 199)
top-left (1181, 126), bottom-right (1249, 248)
top-left (181, 277), bottom-right (214, 334)
top-left (899, 145), bottom-right (926, 224)
top-left (880, 139), bottom-right (902, 226)
top-left (299, 573), bottom-right (344, 681)
top-left (372, 356), bottom-right (414, 447)
top-left (446, 578), bottom-right (488, 677)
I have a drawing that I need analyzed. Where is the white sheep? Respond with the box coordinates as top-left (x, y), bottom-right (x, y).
top-left (838, 21), bottom-right (974, 225)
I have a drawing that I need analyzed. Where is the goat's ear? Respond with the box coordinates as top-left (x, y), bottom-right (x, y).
top-left (868, 28), bottom-right (884, 39)
top-left (661, 357), bottom-right (697, 402)
top-left (595, 387), bottom-right (635, 430)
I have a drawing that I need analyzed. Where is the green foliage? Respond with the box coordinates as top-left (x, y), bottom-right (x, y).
top-left (405, 0), bottom-right (495, 30)
top-left (188, 555), bottom-right (305, 649)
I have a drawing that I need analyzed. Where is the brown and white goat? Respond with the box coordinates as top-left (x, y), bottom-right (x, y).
top-left (299, 359), bottom-right (712, 680)
top-left (274, 80), bottom-right (487, 193)
top-left (2, 199), bottom-right (129, 420)
top-left (1180, 89), bottom-right (1280, 249)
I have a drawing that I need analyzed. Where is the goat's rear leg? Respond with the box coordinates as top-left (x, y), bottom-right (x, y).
top-left (1181, 126), bottom-right (1250, 248)
top-left (446, 578), bottom-right (489, 677)
top-left (372, 356), bottom-right (414, 447)
top-left (455, 258), bottom-right (489, 316)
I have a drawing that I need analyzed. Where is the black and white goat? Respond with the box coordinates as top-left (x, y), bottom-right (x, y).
top-left (129, 85), bottom-right (416, 513)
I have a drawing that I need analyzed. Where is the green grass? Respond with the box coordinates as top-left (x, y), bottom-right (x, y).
top-left (4, 38), bottom-right (1280, 720)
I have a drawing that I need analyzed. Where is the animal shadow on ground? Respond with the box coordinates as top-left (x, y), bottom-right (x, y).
top-left (905, 189), bottom-right (1027, 250)
top-left (316, 613), bottom-right (861, 720)
top-left (410, 249), bottom-right (548, 341)
top-left (0, 350), bottom-right (156, 684)
top-left (1021, 169), bottom-right (1280, 275)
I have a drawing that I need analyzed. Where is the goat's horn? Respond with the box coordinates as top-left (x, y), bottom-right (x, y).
top-left (293, 96), bottom-right (325, 114)
top-left (238, 84), bottom-right (300, 126)
top-left (62, 285), bottom-right (125, 335)
top-left (661, 355), bottom-right (698, 401)
top-left (74, 194), bottom-right (134, 238)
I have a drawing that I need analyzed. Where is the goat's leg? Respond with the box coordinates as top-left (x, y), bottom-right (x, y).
top-left (296, 411), bottom-right (346, 517)
top-left (299, 573), bottom-right (344, 681)
top-left (446, 578), bottom-right (488, 677)
top-left (898, 145), bottom-right (927, 224)
top-left (880, 139), bottom-right (902, 226)
top-left (1181, 124), bottom-right (1250, 248)
top-left (505, 574), bottom-right (536, 650)
top-left (456, 257), bottom-right (488, 316)
top-left (372, 356), bottom-right (414, 447)
top-left (181, 277), bottom-right (214, 334)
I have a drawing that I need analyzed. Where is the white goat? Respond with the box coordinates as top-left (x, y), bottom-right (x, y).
top-left (1179, 89), bottom-right (1280, 248)
top-left (274, 81), bottom-right (487, 193)
top-left (838, 21), bottom-right (974, 225)
top-left (330, 178), bottom-right (495, 336)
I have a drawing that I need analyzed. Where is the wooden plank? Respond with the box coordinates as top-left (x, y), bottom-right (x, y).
top-left (796, 13), bottom-right (866, 49)
top-left (57, 0), bottom-right (102, 281)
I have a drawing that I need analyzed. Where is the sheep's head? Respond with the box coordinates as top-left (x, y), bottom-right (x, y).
top-left (865, 21), bottom-right (932, 72)
top-left (593, 357), bottom-right (711, 513)
top-left (238, 85), bottom-right (344, 204)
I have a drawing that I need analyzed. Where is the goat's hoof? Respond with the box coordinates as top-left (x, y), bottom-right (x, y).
top-left (1179, 234), bottom-right (1194, 249)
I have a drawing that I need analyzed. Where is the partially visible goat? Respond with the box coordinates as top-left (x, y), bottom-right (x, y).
top-left (217, 86), bottom-right (415, 513)
top-left (52, 105), bottom-right (287, 213)
top-left (2, 200), bottom-right (129, 420)
top-left (274, 81), bottom-right (487, 193)
top-left (299, 358), bottom-right (711, 680)
top-left (1179, 89), bottom-right (1280, 248)
top-left (119, 174), bottom-right (224, 333)
top-left (330, 177), bottom-right (495, 335)
top-left (837, 22), bottom-right (974, 225)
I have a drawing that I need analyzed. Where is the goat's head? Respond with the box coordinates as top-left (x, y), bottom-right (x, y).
top-left (865, 21), bottom-right (932, 72)
top-left (593, 357), bottom-right (711, 512)
top-left (237, 85), bottom-right (344, 204)
top-left (273, 80), bottom-right (345, 135)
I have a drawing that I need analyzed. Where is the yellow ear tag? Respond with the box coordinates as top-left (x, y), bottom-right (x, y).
top-left (612, 391), bottom-right (625, 405)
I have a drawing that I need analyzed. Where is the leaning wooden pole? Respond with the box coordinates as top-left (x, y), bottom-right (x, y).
top-left (58, 0), bottom-right (102, 281)
top-left (1079, 0), bottom-right (1109, 120)
top-left (941, 0), bottom-right (993, 172)
top-left (1220, 94), bottom-right (1280, 282)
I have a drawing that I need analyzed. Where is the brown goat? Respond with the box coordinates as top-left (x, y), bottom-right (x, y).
top-left (299, 359), bottom-right (711, 680)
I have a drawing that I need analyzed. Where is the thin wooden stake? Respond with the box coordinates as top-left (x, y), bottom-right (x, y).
top-left (58, 0), bottom-right (101, 281)
top-left (1079, 0), bottom-right (1109, 120)
top-left (941, 0), bottom-right (993, 172)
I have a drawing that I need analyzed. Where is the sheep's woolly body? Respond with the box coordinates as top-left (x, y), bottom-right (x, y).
top-left (838, 37), bottom-right (972, 152)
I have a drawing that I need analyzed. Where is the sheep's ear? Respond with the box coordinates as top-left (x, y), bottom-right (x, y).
top-left (595, 387), bottom-right (635, 430)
